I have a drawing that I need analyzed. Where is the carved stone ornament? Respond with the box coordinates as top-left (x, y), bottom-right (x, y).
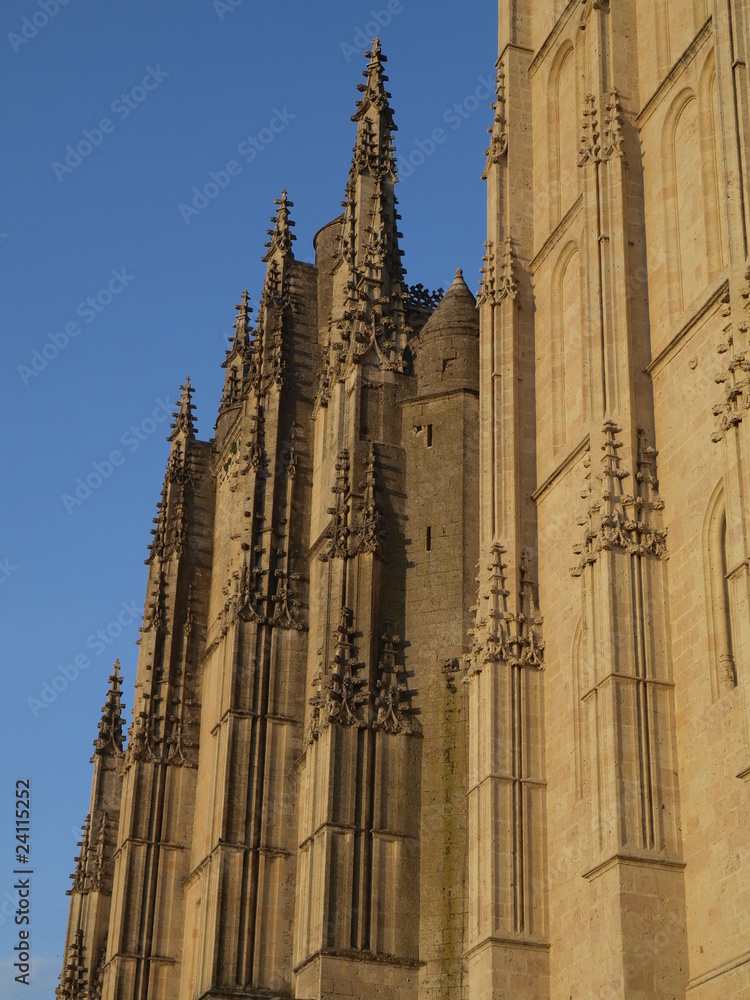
top-left (712, 279), bottom-right (750, 442)
top-left (466, 543), bottom-right (545, 679)
top-left (308, 607), bottom-right (368, 741)
top-left (478, 237), bottom-right (518, 307)
top-left (601, 88), bottom-right (625, 161)
top-left (55, 929), bottom-right (87, 1000)
top-left (373, 628), bottom-right (415, 735)
top-left (165, 717), bottom-right (197, 768)
top-left (405, 282), bottom-right (444, 312)
top-left (578, 93), bottom-right (601, 167)
top-left (327, 607), bottom-right (369, 727)
top-left (351, 443), bottom-right (386, 556)
top-left (140, 573), bottom-right (167, 635)
top-left (319, 451), bottom-right (352, 561)
top-left (68, 815), bottom-right (91, 896)
top-left (88, 812), bottom-right (108, 892)
top-left (578, 88), bottom-right (624, 167)
top-left (483, 56), bottom-right (508, 178)
top-left (124, 710), bottom-right (159, 768)
top-left (580, 0), bottom-right (608, 18)
top-left (571, 423), bottom-right (667, 576)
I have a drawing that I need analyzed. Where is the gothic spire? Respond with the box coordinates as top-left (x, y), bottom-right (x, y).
top-left (168, 377), bottom-right (196, 442)
top-left (351, 38), bottom-right (397, 176)
top-left (330, 41), bottom-right (406, 371)
top-left (68, 815), bottom-right (91, 895)
top-left (55, 928), bottom-right (87, 999)
top-left (220, 291), bottom-right (252, 412)
top-left (263, 190), bottom-right (296, 262)
top-left (93, 660), bottom-right (125, 756)
top-left (225, 289), bottom-right (252, 362)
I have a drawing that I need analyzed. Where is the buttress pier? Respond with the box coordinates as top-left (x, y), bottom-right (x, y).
top-left (58, 40), bottom-right (480, 1000)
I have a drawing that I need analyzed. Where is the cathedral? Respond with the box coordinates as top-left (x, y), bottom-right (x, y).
top-left (57, 2), bottom-right (750, 998)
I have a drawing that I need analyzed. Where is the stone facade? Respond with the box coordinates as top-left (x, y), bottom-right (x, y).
top-left (58, 3), bottom-right (750, 998)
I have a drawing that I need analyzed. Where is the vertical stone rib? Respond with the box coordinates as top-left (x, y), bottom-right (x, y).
top-left (466, 9), bottom-right (548, 994)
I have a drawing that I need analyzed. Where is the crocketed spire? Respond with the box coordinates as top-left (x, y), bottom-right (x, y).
top-left (331, 41), bottom-right (407, 371)
top-left (168, 377), bottom-right (196, 442)
top-left (220, 291), bottom-right (253, 412)
top-left (263, 190), bottom-right (296, 262)
top-left (94, 660), bottom-right (125, 756)
top-left (350, 38), bottom-right (397, 176)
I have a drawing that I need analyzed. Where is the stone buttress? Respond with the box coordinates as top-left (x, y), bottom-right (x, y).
top-left (181, 191), bottom-right (318, 999)
top-left (102, 382), bottom-right (214, 1000)
top-left (56, 663), bottom-right (126, 1000)
top-left (58, 40), bottom-right (481, 1000)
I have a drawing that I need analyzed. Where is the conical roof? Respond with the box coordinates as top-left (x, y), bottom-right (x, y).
top-left (419, 269), bottom-right (478, 339)
top-left (415, 269), bottom-right (479, 395)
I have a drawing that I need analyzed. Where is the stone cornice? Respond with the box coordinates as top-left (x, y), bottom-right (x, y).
top-left (294, 949), bottom-right (422, 976)
top-left (400, 387), bottom-right (479, 407)
top-left (463, 935), bottom-right (550, 961)
top-left (583, 851), bottom-right (686, 882)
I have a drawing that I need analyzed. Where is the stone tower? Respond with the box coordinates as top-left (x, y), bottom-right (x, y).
top-left (58, 4), bottom-right (750, 999)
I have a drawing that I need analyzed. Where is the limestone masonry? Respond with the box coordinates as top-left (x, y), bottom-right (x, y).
top-left (57, 3), bottom-right (750, 998)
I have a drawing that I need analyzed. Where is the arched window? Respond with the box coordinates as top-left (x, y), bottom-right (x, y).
top-left (551, 242), bottom-right (584, 451)
top-left (705, 484), bottom-right (737, 696)
top-left (674, 96), bottom-right (706, 308)
top-left (699, 51), bottom-right (727, 278)
top-left (663, 91), bottom-right (708, 319)
top-left (548, 44), bottom-right (577, 225)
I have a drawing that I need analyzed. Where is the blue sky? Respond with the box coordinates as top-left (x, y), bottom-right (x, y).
top-left (0, 1), bottom-right (496, 994)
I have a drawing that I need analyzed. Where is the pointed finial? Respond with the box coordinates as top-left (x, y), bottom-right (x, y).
top-left (362, 38), bottom-right (388, 91)
top-left (263, 189), bottom-right (296, 261)
top-left (224, 290), bottom-right (252, 361)
top-left (219, 292), bottom-right (253, 413)
top-left (168, 378), bottom-right (196, 441)
top-left (444, 268), bottom-right (474, 298)
top-left (353, 38), bottom-right (395, 127)
top-left (94, 660), bottom-right (125, 756)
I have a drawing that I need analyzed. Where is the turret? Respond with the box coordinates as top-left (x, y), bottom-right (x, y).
top-left (414, 268), bottom-right (479, 396)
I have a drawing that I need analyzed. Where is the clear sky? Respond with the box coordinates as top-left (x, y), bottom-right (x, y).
top-left (1, 1), bottom-right (496, 994)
